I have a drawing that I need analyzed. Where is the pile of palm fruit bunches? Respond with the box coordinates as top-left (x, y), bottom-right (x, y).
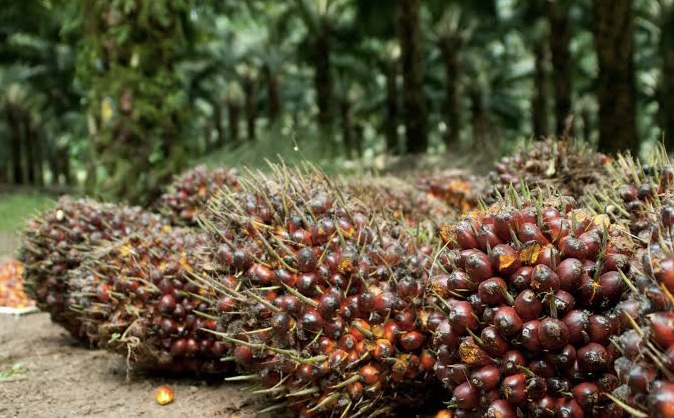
top-left (17, 139), bottom-right (674, 417)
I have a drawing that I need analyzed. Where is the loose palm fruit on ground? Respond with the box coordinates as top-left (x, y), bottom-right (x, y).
top-left (198, 164), bottom-right (442, 417)
top-left (340, 175), bottom-right (458, 228)
top-left (18, 196), bottom-right (167, 341)
top-left (0, 259), bottom-right (33, 309)
top-left (414, 170), bottom-right (486, 214)
top-left (157, 165), bottom-right (239, 226)
top-left (68, 226), bottom-right (232, 375)
top-left (430, 190), bottom-right (633, 417)
top-left (486, 138), bottom-right (610, 204)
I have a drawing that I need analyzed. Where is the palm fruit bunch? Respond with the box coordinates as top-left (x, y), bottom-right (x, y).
top-left (18, 196), bottom-right (166, 340)
top-left (0, 259), bottom-right (34, 309)
top-left (487, 139), bottom-right (610, 204)
top-left (157, 165), bottom-right (240, 226)
top-left (66, 226), bottom-right (232, 375)
top-left (340, 175), bottom-right (458, 227)
top-left (429, 189), bottom-right (634, 417)
top-left (589, 146), bottom-right (674, 242)
top-left (414, 170), bottom-right (486, 214)
top-left (196, 164), bottom-right (441, 417)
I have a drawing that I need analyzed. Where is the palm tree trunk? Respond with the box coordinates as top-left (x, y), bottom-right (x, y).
top-left (7, 106), bottom-right (24, 184)
top-left (263, 66), bottom-right (281, 123)
top-left (385, 60), bottom-right (399, 155)
top-left (214, 103), bottom-right (225, 149)
top-left (314, 29), bottom-right (333, 132)
top-left (532, 38), bottom-right (550, 140)
top-left (592, 0), bottom-right (639, 155)
top-left (439, 37), bottom-right (461, 148)
top-left (469, 82), bottom-right (489, 152)
top-left (228, 103), bottom-right (241, 146)
top-left (660, 8), bottom-right (674, 152)
top-left (397, 0), bottom-right (428, 154)
top-left (547, 0), bottom-right (573, 136)
top-left (340, 98), bottom-right (353, 159)
top-left (244, 77), bottom-right (257, 141)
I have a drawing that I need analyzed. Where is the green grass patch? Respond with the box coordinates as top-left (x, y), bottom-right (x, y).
top-left (0, 361), bottom-right (27, 382)
top-left (0, 193), bottom-right (55, 233)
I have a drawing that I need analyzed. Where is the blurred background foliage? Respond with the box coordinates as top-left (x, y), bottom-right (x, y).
top-left (0, 0), bottom-right (672, 204)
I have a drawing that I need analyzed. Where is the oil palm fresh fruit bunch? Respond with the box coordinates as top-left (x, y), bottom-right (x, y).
top-left (197, 164), bottom-right (441, 417)
top-left (0, 259), bottom-right (33, 309)
top-left (158, 165), bottom-right (240, 226)
top-left (487, 139), bottom-right (610, 204)
top-left (414, 170), bottom-right (486, 214)
top-left (18, 196), bottom-right (166, 340)
top-left (340, 175), bottom-right (458, 228)
top-left (588, 145), bottom-right (674, 243)
top-left (429, 189), bottom-right (633, 417)
top-left (67, 226), bottom-right (232, 375)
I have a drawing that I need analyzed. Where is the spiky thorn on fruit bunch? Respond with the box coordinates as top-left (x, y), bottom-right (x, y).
top-left (68, 226), bottom-right (232, 376)
top-left (157, 165), bottom-right (240, 226)
top-left (18, 197), bottom-right (167, 341)
top-left (486, 138), bottom-right (610, 205)
top-left (340, 175), bottom-right (458, 229)
top-left (195, 163), bottom-right (441, 418)
top-left (607, 189), bottom-right (674, 418)
top-left (429, 186), bottom-right (634, 417)
top-left (588, 145), bottom-right (674, 243)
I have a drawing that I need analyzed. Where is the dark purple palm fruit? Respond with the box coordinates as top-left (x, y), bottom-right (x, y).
top-left (432, 189), bottom-right (633, 417)
top-left (18, 196), bottom-right (168, 342)
top-left (198, 164), bottom-right (441, 417)
top-left (157, 165), bottom-right (240, 226)
top-left (414, 170), bottom-right (486, 214)
top-left (68, 226), bottom-right (233, 375)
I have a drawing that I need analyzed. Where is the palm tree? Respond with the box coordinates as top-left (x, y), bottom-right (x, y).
top-left (546, 0), bottom-right (573, 136)
top-left (592, 0), bottom-right (640, 154)
top-left (657, 0), bottom-right (674, 151)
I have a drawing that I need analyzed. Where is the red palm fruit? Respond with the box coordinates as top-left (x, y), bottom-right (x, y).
top-left (578, 230), bottom-right (602, 259)
top-left (559, 236), bottom-right (589, 260)
top-left (577, 343), bottom-right (609, 374)
top-left (437, 319), bottom-right (460, 347)
top-left (233, 345), bottom-right (253, 367)
top-left (514, 289), bottom-right (542, 322)
top-left (454, 221), bottom-right (480, 249)
top-left (519, 223), bottom-right (549, 246)
top-left (538, 318), bottom-right (569, 350)
top-left (494, 209), bottom-right (523, 241)
top-left (548, 290), bottom-right (575, 317)
top-left (447, 271), bottom-right (477, 293)
top-left (521, 320), bottom-right (542, 351)
top-left (501, 350), bottom-right (526, 375)
top-left (555, 398), bottom-right (584, 418)
top-left (546, 344), bottom-right (577, 371)
top-left (447, 363), bottom-right (471, 385)
top-left (655, 257), bottom-right (674, 294)
top-left (501, 373), bottom-right (527, 406)
top-left (598, 271), bottom-right (625, 305)
top-left (300, 308), bottom-right (324, 333)
top-left (485, 399), bottom-right (516, 418)
top-left (544, 217), bottom-right (571, 243)
top-left (470, 365), bottom-right (501, 391)
top-left (530, 395), bottom-right (556, 417)
top-left (555, 258), bottom-right (584, 292)
top-left (576, 274), bottom-right (604, 308)
top-left (478, 277), bottom-right (511, 306)
top-left (453, 381), bottom-right (479, 409)
top-left (597, 373), bottom-right (620, 392)
top-left (399, 331), bottom-right (424, 351)
top-left (465, 251), bottom-right (494, 283)
top-left (535, 245), bottom-right (561, 268)
top-left (649, 312), bottom-right (674, 348)
top-left (481, 326), bottom-right (510, 356)
top-left (572, 382), bottom-right (600, 411)
top-left (449, 301), bottom-right (479, 334)
top-left (587, 315), bottom-right (614, 346)
top-left (601, 252), bottom-right (630, 274)
top-left (650, 380), bottom-right (674, 418)
top-left (477, 224), bottom-right (504, 251)
top-left (491, 244), bottom-right (522, 276)
top-left (359, 364), bottom-right (380, 385)
top-left (562, 309), bottom-right (590, 345)
top-left (395, 309), bottom-right (417, 332)
top-left (459, 337), bottom-right (493, 367)
top-left (494, 306), bottom-right (524, 337)
top-left (626, 362), bottom-right (658, 394)
top-left (531, 264), bottom-right (561, 294)
top-left (526, 376), bottom-right (548, 400)
top-left (317, 291), bottom-right (342, 319)
top-left (510, 266), bottom-right (533, 292)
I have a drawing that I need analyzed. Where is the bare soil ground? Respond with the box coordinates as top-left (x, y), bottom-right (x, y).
top-left (0, 234), bottom-right (263, 418)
